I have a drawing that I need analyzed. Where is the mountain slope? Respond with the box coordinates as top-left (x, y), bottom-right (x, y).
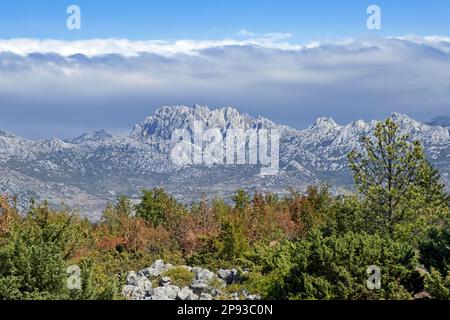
top-left (0, 106), bottom-right (449, 219)
top-left (427, 116), bottom-right (450, 128)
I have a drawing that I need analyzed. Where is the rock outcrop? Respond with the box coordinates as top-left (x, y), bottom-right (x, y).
top-left (122, 260), bottom-right (261, 301)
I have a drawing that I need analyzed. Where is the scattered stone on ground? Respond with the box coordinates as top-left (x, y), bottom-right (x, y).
top-left (122, 260), bottom-right (261, 300)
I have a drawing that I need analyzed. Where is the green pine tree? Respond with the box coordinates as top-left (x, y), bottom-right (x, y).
top-left (348, 118), bottom-right (448, 238)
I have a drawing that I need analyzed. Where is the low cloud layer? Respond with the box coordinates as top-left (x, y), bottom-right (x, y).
top-left (1, 35), bottom-right (450, 138)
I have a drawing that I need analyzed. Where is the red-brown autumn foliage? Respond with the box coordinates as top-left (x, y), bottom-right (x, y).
top-left (244, 192), bottom-right (298, 242)
top-left (96, 203), bottom-right (175, 253)
top-left (0, 195), bottom-right (18, 238)
top-left (288, 185), bottom-right (334, 237)
top-left (178, 199), bottom-right (221, 255)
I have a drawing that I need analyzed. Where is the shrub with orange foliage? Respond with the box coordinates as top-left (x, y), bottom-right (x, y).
top-left (95, 233), bottom-right (128, 251)
top-left (96, 200), bottom-right (175, 253)
top-left (244, 192), bottom-right (299, 242)
top-left (0, 195), bottom-right (18, 238)
top-left (178, 199), bottom-right (221, 255)
top-left (124, 218), bottom-right (173, 253)
top-left (288, 185), bottom-right (334, 238)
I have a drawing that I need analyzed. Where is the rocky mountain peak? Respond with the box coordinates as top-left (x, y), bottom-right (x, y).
top-left (390, 112), bottom-right (417, 125)
top-left (387, 112), bottom-right (450, 144)
top-left (304, 117), bottom-right (340, 137)
top-left (349, 119), bottom-right (368, 129)
top-left (0, 130), bottom-right (16, 139)
top-left (70, 129), bottom-right (114, 144)
top-left (313, 116), bottom-right (338, 128)
top-left (130, 105), bottom-right (277, 140)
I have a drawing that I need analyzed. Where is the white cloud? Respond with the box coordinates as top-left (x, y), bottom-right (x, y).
top-left (1, 35), bottom-right (450, 138)
top-left (0, 35), bottom-right (301, 57)
top-left (237, 29), bottom-right (257, 37)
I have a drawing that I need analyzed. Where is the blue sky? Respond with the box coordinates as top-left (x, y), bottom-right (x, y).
top-left (0, 1), bottom-right (450, 139)
top-left (0, 0), bottom-right (449, 41)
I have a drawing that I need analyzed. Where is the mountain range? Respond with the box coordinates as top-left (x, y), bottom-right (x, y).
top-left (1, 105), bottom-right (449, 220)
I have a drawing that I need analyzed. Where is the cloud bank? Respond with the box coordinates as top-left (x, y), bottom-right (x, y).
top-left (0, 33), bottom-right (298, 57)
top-left (1, 35), bottom-right (450, 138)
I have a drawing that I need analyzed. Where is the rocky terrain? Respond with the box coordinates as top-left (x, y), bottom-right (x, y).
top-left (122, 260), bottom-right (260, 300)
top-left (0, 105), bottom-right (449, 219)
